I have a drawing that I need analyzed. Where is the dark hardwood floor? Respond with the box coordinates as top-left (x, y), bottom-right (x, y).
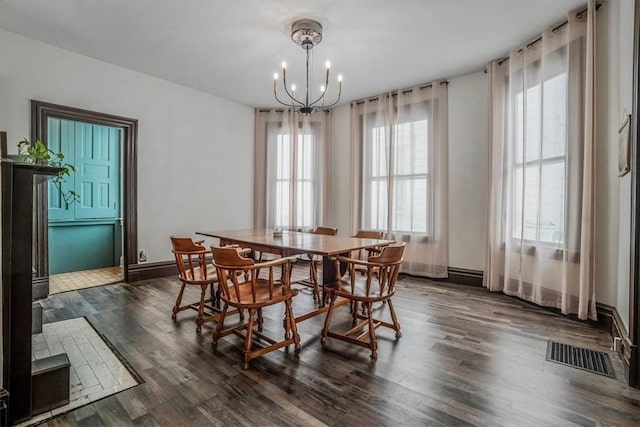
top-left (36, 265), bottom-right (640, 426)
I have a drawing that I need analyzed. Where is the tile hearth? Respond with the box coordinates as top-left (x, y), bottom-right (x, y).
top-left (20, 317), bottom-right (139, 426)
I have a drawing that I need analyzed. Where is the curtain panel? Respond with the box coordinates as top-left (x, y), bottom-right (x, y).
top-left (484, 1), bottom-right (597, 320)
top-left (254, 109), bottom-right (332, 231)
top-left (350, 83), bottom-right (449, 278)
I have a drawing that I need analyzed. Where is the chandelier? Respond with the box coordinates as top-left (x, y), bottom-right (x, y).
top-left (273, 19), bottom-right (342, 114)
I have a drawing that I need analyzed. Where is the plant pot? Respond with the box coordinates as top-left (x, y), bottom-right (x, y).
top-left (7, 154), bottom-right (31, 163)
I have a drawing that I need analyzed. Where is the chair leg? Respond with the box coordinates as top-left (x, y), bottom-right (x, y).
top-left (285, 299), bottom-right (301, 351)
top-left (309, 262), bottom-right (318, 302)
top-left (196, 285), bottom-right (207, 333)
top-left (387, 299), bottom-right (402, 338)
top-left (172, 283), bottom-right (186, 319)
top-left (243, 309), bottom-right (256, 369)
top-left (257, 308), bottom-right (264, 332)
top-left (321, 293), bottom-right (337, 345)
top-left (212, 304), bottom-right (228, 347)
top-left (366, 302), bottom-right (378, 359)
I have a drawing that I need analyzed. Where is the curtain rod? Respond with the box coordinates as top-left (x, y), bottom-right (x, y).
top-left (353, 81), bottom-right (449, 106)
top-left (485, 2), bottom-right (601, 71)
top-left (256, 108), bottom-right (331, 113)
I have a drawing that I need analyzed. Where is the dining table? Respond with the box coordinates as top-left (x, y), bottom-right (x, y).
top-left (196, 228), bottom-right (394, 322)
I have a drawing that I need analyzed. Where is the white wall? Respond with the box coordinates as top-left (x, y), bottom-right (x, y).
top-left (330, 104), bottom-right (352, 235)
top-left (330, 71), bottom-right (489, 271)
top-left (448, 72), bottom-right (489, 271)
top-left (594, 0), bottom-right (635, 330)
top-left (0, 29), bottom-right (255, 263)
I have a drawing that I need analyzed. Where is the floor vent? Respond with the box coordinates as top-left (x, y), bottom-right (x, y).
top-left (546, 341), bottom-right (615, 378)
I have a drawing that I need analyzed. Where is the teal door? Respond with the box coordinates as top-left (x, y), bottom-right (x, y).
top-left (48, 118), bottom-right (122, 274)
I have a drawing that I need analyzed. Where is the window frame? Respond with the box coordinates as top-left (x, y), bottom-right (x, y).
top-left (509, 59), bottom-right (568, 248)
top-left (362, 101), bottom-right (432, 235)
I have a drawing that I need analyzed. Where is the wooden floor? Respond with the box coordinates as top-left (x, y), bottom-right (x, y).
top-left (37, 265), bottom-right (640, 426)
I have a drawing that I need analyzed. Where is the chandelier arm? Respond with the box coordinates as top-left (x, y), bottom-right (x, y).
top-left (319, 93), bottom-right (342, 109)
top-left (280, 71), bottom-right (303, 106)
top-left (309, 90), bottom-right (328, 107)
top-left (282, 84), bottom-right (306, 107)
top-left (274, 91), bottom-right (298, 108)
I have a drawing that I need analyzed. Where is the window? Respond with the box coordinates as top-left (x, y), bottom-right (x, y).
top-left (364, 116), bottom-right (429, 234)
top-left (512, 72), bottom-right (567, 245)
top-left (274, 131), bottom-right (314, 229)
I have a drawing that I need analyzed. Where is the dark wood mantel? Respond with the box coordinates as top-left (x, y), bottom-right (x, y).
top-left (1, 157), bottom-right (62, 424)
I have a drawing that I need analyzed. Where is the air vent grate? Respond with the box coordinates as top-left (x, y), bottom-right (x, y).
top-left (546, 341), bottom-right (615, 378)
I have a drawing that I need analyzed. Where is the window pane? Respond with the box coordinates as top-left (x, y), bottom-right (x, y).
top-left (276, 181), bottom-right (289, 227)
top-left (513, 165), bottom-right (539, 241)
top-left (277, 135), bottom-right (290, 180)
top-left (371, 126), bottom-right (388, 178)
top-left (297, 181), bottom-right (313, 228)
top-left (539, 161), bottom-right (565, 244)
top-left (395, 120), bottom-right (428, 175)
top-left (392, 177), bottom-right (427, 233)
top-left (369, 179), bottom-right (388, 230)
top-left (542, 73), bottom-right (568, 159)
top-left (515, 85), bottom-right (542, 163)
top-left (297, 134), bottom-right (313, 180)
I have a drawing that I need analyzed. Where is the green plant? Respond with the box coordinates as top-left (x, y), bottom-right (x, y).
top-left (17, 138), bottom-right (79, 208)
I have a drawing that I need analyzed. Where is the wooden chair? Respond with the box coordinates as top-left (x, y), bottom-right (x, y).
top-left (296, 226), bottom-right (338, 302)
top-left (211, 246), bottom-right (300, 369)
top-left (170, 236), bottom-right (221, 333)
top-left (321, 243), bottom-right (405, 359)
top-left (352, 229), bottom-right (384, 264)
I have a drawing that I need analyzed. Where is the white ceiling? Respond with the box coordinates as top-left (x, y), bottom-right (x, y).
top-left (0, 0), bottom-right (587, 109)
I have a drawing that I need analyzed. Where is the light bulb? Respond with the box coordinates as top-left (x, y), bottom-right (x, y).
top-left (273, 73), bottom-right (279, 80)
top-left (291, 84), bottom-right (296, 92)
top-left (325, 60), bottom-right (331, 69)
top-left (320, 85), bottom-right (326, 92)
top-left (282, 61), bottom-right (287, 69)
top-left (338, 74), bottom-right (343, 82)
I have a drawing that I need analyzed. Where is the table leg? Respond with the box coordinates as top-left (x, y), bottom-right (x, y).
top-left (321, 253), bottom-right (348, 307)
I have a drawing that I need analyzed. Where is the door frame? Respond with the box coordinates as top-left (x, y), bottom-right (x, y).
top-left (630, 0), bottom-right (640, 387)
top-left (31, 100), bottom-right (138, 289)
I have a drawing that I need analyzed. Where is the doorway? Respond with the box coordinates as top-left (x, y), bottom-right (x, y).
top-left (47, 118), bottom-right (123, 293)
top-left (31, 100), bottom-right (138, 298)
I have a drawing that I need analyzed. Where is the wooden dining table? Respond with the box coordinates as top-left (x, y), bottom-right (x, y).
top-left (196, 228), bottom-right (394, 322)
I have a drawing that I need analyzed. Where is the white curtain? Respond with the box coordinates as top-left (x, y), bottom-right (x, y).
top-left (350, 83), bottom-right (448, 277)
top-left (254, 109), bottom-right (331, 230)
top-left (484, 1), bottom-right (597, 320)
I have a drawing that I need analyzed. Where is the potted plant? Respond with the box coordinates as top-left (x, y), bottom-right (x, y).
top-left (12, 138), bottom-right (79, 207)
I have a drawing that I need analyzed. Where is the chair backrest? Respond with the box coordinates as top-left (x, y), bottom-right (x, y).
top-left (359, 243), bottom-right (405, 298)
top-left (353, 229), bottom-right (383, 239)
top-left (170, 236), bottom-right (211, 283)
top-left (312, 226), bottom-right (338, 236)
top-left (352, 230), bottom-right (384, 261)
top-left (211, 246), bottom-right (294, 306)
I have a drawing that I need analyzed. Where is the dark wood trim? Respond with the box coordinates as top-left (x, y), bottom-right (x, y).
top-left (630, 0), bottom-right (640, 388)
top-left (597, 303), bottom-right (633, 379)
top-left (128, 261), bottom-right (177, 282)
top-left (31, 100), bottom-right (138, 285)
top-left (1, 161), bottom-right (60, 424)
top-left (32, 277), bottom-right (49, 301)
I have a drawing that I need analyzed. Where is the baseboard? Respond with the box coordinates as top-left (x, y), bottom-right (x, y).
top-left (32, 276), bottom-right (49, 301)
top-left (596, 302), bottom-right (633, 380)
top-left (128, 261), bottom-right (177, 282)
top-left (443, 267), bottom-right (484, 287)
